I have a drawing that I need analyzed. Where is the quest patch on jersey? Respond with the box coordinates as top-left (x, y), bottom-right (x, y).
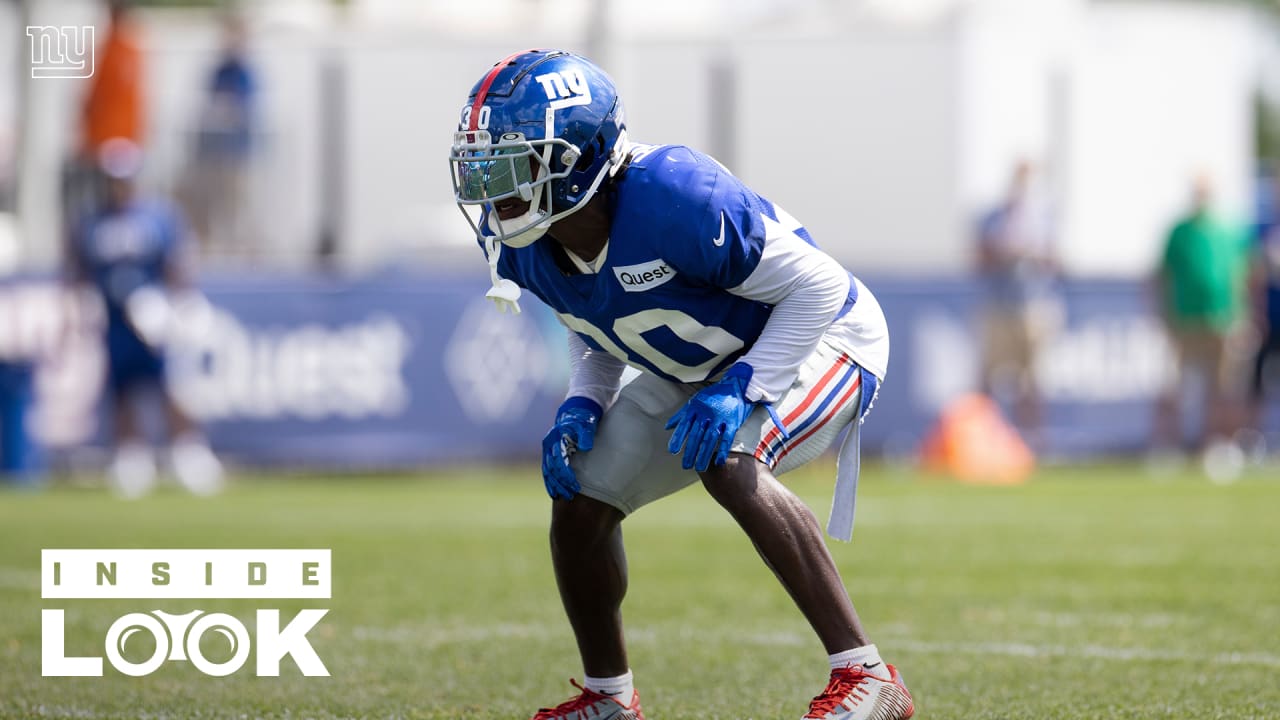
top-left (613, 260), bottom-right (677, 293)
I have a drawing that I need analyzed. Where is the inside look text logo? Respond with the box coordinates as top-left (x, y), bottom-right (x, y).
top-left (42, 549), bottom-right (331, 677)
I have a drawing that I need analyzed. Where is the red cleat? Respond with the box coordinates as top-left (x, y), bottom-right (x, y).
top-left (803, 663), bottom-right (915, 720)
top-left (531, 678), bottom-right (645, 720)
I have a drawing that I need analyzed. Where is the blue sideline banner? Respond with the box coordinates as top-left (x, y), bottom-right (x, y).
top-left (2, 273), bottom-right (1179, 470)
top-left (167, 273), bottom-right (573, 467)
top-left (864, 278), bottom-right (1174, 458)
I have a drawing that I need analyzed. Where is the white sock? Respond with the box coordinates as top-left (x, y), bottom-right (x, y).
top-left (110, 443), bottom-right (157, 499)
top-left (829, 644), bottom-right (884, 671)
top-left (583, 670), bottom-right (634, 702)
top-left (170, 434), bottom-right (224, 497)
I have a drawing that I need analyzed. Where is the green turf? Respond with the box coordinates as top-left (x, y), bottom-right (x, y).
top-left (1, 463), bottom-right (1277, 719)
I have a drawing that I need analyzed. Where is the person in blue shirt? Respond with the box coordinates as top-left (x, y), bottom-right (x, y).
top-left (1249, 186), bottom-right (1280, 435)
top-left (974, 160), bottom-right (1062, 439)
top-left (448, 50), bottom-right (910, 720)
top-left (66, 138), bottom-right (222, 498)
top-left (184, 13), bottom-right (257, 259)
top-left (202, 15), bottom-right (255, 160)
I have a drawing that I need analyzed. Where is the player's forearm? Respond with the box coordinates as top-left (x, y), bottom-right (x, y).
top-left (730, 247), bottom-right (851, 403)
top-left (566, 331), bottom-right (626, 410)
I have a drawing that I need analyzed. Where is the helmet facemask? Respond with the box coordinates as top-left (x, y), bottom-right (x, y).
top-left (452, 129), bottom-right (553, 247)
top-left (450, 108), bottom-right (625, 249)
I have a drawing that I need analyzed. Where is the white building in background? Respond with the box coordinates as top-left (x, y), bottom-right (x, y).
top-left (1, 0), bottom-right (1274, 276)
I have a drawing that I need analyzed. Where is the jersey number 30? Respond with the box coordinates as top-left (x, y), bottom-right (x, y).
top-left (558, 308), bottom-right (745, 382)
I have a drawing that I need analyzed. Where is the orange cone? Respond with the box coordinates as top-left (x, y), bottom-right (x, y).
top-left (919, 393), bottom-right (1034, 484)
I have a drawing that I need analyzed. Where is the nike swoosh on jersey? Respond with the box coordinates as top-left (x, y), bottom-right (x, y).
top-left (713, 211), bottom-right (726, 247)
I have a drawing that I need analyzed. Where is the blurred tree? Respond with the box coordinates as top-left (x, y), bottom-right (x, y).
top-left (1259, 93), bottom-right (1280, 162)
top-left (128, 0), bottom-right (351, 5)
top-left (1131, 0), bottom-right (1279, 10)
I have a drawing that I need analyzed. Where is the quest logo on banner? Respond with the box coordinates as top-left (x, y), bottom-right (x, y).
top-left (42, 549), bottom-right (331, 677)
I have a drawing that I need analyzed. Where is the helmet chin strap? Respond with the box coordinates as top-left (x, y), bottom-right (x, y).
top-left (479, 124), bottom-right (558, 314)
top-left (483, 234), bottom-right (523, 314)
top-left (478, 115), bottom-right (625, 315)
top-left (491, 180), bottom-right (549, 248)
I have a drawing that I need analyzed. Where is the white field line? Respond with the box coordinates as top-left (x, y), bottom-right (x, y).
top-left (1027, 610), bottom-right (1178, 628)
top-left (5, 706), bottom-right (101, 719)
top-left (351, 622), bottom-right (561, 649)
top-left (350, 621), bottom-right (1280, 669)
top-left (890, 639), bottom-right (1280, 669)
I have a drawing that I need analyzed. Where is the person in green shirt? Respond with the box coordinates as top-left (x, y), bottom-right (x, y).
top-left (1153, 174), bottom-right (1252, 454)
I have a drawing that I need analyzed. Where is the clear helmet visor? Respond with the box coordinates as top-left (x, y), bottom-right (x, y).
top-left (451, 125), bottom-right (610, 248)
top-left (450, 130), bottom-right (567, 247)
top-left (456, 145), bottom-right (535, 203)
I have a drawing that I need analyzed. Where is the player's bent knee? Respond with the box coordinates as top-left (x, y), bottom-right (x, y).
top-left (550, 494), bottom-right (624, 546)
top-left (698, 453), bottom-right (770, 505)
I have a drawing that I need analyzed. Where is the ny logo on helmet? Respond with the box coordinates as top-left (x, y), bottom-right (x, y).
top-left (534, 69), bottom-right (592, 110)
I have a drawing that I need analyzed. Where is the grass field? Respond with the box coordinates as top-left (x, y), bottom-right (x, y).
top-left (1, 462), bottom-right (1278, 719)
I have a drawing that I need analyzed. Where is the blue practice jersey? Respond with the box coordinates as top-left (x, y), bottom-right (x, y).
top-left (71, 199), bottom-right (185, 329)
top-left (495, 144), bottom-right (854, 385)
top-left (1258, 221), bottom-right (1280, 328)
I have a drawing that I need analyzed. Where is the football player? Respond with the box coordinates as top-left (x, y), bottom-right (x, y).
top-left (448, 50), bottom-right (912, 720)
top-left (65, 138), bottom-right (223, 498)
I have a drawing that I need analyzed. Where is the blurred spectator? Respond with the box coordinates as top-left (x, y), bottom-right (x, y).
top-left (65, 139), bottom-right (223, 498)
top-left (0, 127), bottom-right (14, 215)
top-left (0, 361), bottom-right (41, 485)
top-left (974, 159), bottom-right (1062, 441)
top-left (65, 0), bottom-right (147, 229)
top-left (179, 14), bottom-right (259, 261)
top-left (1248, 176), bottom-right (1280, 439)
top-left (1152, 173), bottom-right (1252, 455)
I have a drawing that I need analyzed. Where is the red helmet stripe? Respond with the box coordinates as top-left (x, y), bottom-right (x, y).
top-left (468, 49), bottom-right (536, 131)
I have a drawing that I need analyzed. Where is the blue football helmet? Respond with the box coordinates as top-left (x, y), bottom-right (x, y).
top-left (449, 49), bottom-right (628, 248)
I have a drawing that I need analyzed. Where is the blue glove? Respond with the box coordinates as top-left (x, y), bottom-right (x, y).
top-left (540, 397), bottom-right (603, 500)
top-left (666, 362), bottom-right (756, 472)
